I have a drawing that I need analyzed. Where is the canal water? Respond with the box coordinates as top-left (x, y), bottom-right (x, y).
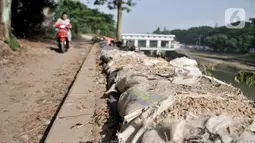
top-left (209, 67), bottom-right (255, 100)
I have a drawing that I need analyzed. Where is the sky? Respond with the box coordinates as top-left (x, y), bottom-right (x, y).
top-left (82, 0), bottom-right (255, 33)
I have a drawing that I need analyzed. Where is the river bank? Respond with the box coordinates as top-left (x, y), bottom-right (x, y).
top-left (177, 50), bottom-right (255, 100)
top-left (179, 50), bottom-right (255, 70)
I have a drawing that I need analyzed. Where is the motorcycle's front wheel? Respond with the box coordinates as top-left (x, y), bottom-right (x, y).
top-left (59, 41), bottom-right (67, 53)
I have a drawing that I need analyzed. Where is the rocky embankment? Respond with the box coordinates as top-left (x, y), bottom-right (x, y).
top-left (99, 45), bottom-right (255, 143)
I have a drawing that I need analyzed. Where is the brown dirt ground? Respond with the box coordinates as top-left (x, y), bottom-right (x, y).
top-left (0, 38), bottom-right (92, 143)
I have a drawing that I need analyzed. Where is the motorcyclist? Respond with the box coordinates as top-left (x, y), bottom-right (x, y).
top-left (53, 12), bottom-right (72, 47)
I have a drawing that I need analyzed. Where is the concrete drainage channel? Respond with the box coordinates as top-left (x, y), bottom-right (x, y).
top-left (41, 44), bottom-right (101, 142)
top-left (41, 43), bottom-right (120, 143)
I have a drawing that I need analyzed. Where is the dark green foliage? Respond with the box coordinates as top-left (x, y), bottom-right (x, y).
top-left (235, 71), bottom-right (255, 87)
top-left (153, 26), bottom-right (213, 45)
top-left (153, 19), bottom-right (255, 53)
top-left (11, 0), bottom-right (57, 37)
top-left (198, 63), bottom-right (215, 77)
top-left (93, 0), bottom-right (136, 40)
top-left (94, 0), bottom-right (135, 12)
top-left (55, 0), bottom-right (116, 36)
top-left (4, 33), bottom-right (20, 51)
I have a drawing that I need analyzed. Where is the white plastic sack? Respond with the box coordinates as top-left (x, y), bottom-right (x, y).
top-left (168, 57), bottom-right (202, 85)
top-left (171, 65), bottom-right (202, 85)
top-left (169, 57), bottom-right (198, 68)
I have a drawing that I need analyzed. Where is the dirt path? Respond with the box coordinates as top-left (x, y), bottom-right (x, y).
top-left (0, 39), bottom-right (92, 143)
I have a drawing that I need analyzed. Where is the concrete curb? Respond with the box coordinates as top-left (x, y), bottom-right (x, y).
top-left (45, 44), bottom-right (98, 143)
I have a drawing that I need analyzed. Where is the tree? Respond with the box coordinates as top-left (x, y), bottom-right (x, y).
top-left (205, 35), bottom-right (218, 51)
top-left (249, 18), bottom-right (255, 24)
top-left (152, 26), bottom-right (213, 45)
top-left (238, 34), bottom-right (254, 53)
top-left (0, 0), bottom-right (12, 40)
top-left (11, 0), bottom-right (56, 37)
top-left (227, 37), bottom-right (238, 49)
top-left (153, 27), bottom-right (161, 34)
top-left (55, 0), bottom-right (115, 36)
top-left (204, 34), bottom-right (228, 51)
top-left (94, 0), bottom-right (135, 40)
top-left (152, 18), bottom-right (255, 53)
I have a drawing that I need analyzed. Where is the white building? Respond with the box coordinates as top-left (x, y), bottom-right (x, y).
top-left (121, 33), bottom-right (178, 51)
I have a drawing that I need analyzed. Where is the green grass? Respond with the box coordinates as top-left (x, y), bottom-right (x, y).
top-left (235, 71), bottom-right (255, 87)
top-left (4, 33), bottom-right (20, 51)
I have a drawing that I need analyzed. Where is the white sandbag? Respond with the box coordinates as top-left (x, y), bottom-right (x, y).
top-left (169, 57), bottom-right (198, 67)
top-left (143, 58), bottom-right (169, 67)
top-left (171, 65), bottom-right (202, 85)
top-left (165, 57), bottom-right (203, 85)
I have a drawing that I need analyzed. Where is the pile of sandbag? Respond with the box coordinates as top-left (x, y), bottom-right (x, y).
top-left (100, 47), bottom-right (255, 143)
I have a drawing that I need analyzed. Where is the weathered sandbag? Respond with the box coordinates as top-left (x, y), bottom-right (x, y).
top-left (116, 74), bottom-right (255, 143)
top-left (116, 75), bottom-right (148, 93)
top-left (114, 65), bottom-right (171, 93)
top-left (170, 65), bottom-right (202, 85)
top-left (117, 93), bottom-right (255, 143)
top-left (143, 57), bottom-right (169, 67)
top-left (105, 56), bottom-right (144, 74)
top-left (101, 49), bottom-right (122, 60)
top-left (117, 78), bottom-right (176, 120)
top-left (169, 57), bottom-right (198, 67)
top-left (138, 115), bottom-right (255, 143)
top-left (107, 70), bottom-right (119, 88)
top-left (168, 57), bottom-right (202, 85)
top-left (100, 49), bottom-right (255, 143)
top-left (117, 86), bottom-right (167, 120)
top-left (101, 49), bottom-right (143, 63)
top-left (113, 62), bottom-right (175, 93)
top-left (115, 64), bottom-right (174, 79)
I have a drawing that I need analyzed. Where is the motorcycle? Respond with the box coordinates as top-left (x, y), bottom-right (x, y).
top-left (55, 24), bottom-right (70, 53)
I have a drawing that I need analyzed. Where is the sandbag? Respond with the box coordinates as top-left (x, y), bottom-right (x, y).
top-left (117, 86), bottom-right (166, 119)
top-left (105, 56), bottom-right (144, 74)
top-left (168, 57), bottom-right (202, 85)
top-left (117, 93), bottom-right (255, 143)
top-left (116, 75), bottom-right (148, 93)
top-left (99, 49), bottom-right (255, 143)
top-left (169, 57), bottom-right (198, 67)
top-left (117, 79), bottom-right (176, 120)
top-left (116, 75), bottom-right (254, 143)
top-left (138, 115), bottom-right (255, 143)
